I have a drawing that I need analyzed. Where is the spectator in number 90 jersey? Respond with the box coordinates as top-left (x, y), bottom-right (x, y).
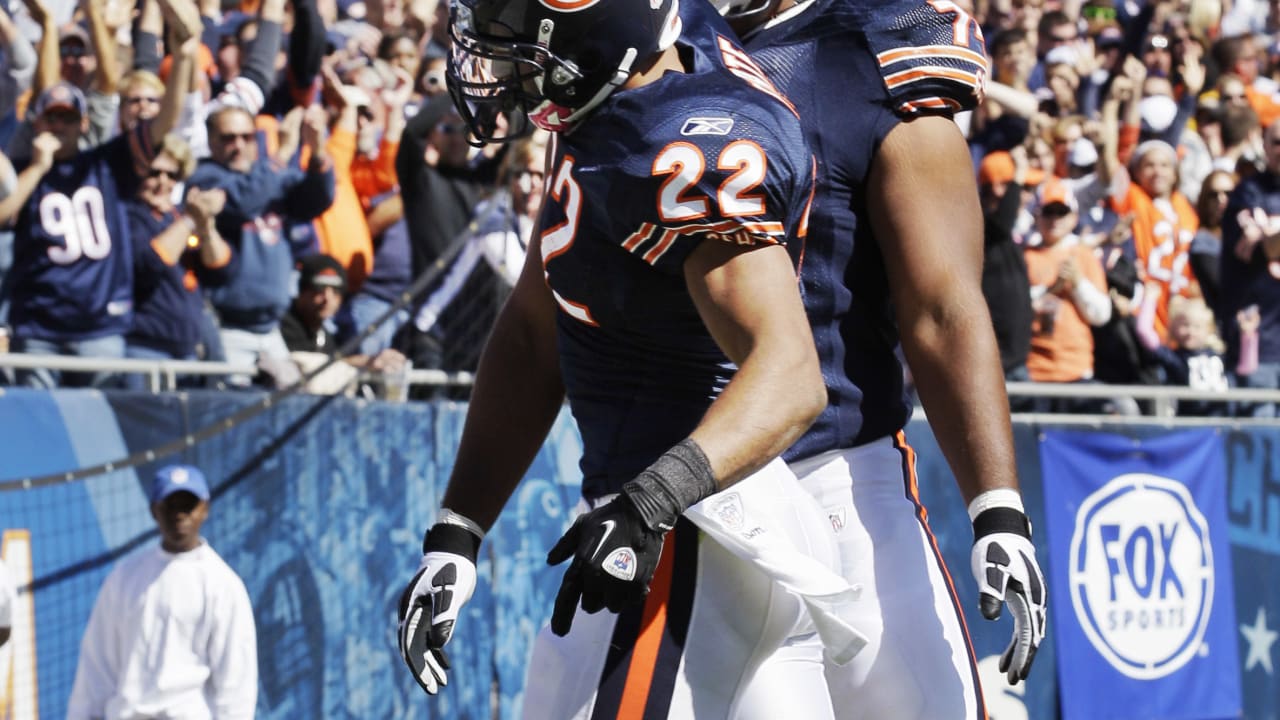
top-left (396, 0), bottom-right (860, 717)
top-left (0, 22), bottom-right (198, 388)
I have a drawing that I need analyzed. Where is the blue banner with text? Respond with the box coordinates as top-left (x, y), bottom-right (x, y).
top-left (1040, 429), bottom-right (1242, 720)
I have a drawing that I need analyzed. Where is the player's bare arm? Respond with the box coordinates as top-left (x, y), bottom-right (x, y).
top-left (870, 114), bottom-right (1046, 684)
top-left (870, 115), bottom-right (1016, 502)
top-left (545, 237), bottom-right (825, 637)
top-left (399, 226), bottom-right (564, 695)
top-left (440, 232), bottom-right (565, 529)
top-left (147, 0), bottom-right (199, 149)
top-left (685, 239), bottom-right (826, 489)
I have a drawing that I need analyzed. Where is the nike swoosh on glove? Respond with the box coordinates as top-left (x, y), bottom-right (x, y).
top-left (398, 523), bottom-right (480, 695)
top-left (545, 495), bottom-right (665, 637)
top-left (971, 505), bottom-right (1048, 685)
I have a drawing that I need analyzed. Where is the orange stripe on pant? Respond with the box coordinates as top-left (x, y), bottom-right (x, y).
top-left (894, 431), bottom-right (989, 720)
top-left (615, 530), bottom-right (677, 719)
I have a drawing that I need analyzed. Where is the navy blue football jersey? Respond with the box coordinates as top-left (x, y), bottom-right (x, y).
top-left (733, 0), bottom-right (988, 460)
top-left (543, 16), bottom-right (813, 499)
top-left (9, 130), bottom-right (150, 341)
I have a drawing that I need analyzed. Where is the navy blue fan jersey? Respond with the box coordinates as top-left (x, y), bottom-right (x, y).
top-left (544, 15), bottom-right (813, 500)
top-left (732, 0), bottom-right (986, 460)
top-left (9, 131), bottom-right (150, 341)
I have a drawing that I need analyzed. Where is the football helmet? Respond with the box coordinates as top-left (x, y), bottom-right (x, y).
top-left (447, 0), bottom-right (683, 142)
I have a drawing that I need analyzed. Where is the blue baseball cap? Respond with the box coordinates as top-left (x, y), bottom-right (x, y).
top-left (150, 464), bottom-right (211, 503)
top-left (33, 82), bottom-right (87, 118)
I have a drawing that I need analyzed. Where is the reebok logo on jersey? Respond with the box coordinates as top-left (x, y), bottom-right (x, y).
top-left (681, 117), bottom-right (734, 136)
top-left (603, 547), bottom-right (637, 581)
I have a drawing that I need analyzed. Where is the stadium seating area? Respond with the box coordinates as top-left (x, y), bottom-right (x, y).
top-left (0, 0), bottom-right (1275, 417)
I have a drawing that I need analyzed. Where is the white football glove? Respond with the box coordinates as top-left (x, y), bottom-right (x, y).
top-left (969, 491), bottom-right (1048, 686)
top-left (398, 520), bottom-right (481, 695)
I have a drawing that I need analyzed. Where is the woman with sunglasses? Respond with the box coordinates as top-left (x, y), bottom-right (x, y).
top-left (1190, 170), bottom-right (1238, 310)
top-left (123, 134), bottom-right (233, 387)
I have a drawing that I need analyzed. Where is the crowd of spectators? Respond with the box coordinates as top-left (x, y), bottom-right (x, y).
top-left (0, 0), bottom-right (534, 394)
top-left (0, 0), bottom-right (1277, 415)
top-left (971, 0), bottom-right (1280, 417)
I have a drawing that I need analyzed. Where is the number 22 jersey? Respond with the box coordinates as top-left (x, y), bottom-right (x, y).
top-left (540, 15), bottom-right (815, 501)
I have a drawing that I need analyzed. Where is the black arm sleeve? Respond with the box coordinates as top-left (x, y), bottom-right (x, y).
top-left (287, 0), bottom-right (325, 99)
top-left (239, 18), bottom-right (283, 98)
top-left (985, 181), bottom-right (1025, 244)
top-left (132, 28), bottom-right (162, 73)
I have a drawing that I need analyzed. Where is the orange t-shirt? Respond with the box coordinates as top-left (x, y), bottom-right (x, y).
top-left (1110, 183), bottom-right (1199, 340)
top-left (351, 137), bottom-right (400, 208)
top-left (305, 128), bottom-right (374, 291)
top-left (1025, 240), bottom-right (1109, 383)
top-left (1246, 85), bottom-right (1280, 129)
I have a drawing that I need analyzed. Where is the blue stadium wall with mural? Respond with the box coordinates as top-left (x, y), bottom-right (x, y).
top-left (0, 388), bottom-right (1276, 719)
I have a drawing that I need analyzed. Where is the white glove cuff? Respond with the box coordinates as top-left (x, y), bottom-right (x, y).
top-left (439, 508), bottom-right (485, 540)
top-left (967, 488), bottom-right (1025, 523)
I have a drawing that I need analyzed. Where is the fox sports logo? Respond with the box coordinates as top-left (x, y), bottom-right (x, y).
top-left (1069, 473), bottom-right (1214, 679)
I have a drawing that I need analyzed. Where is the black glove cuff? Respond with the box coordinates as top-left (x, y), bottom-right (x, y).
top-left (423, 523), bottom-right (481, 561)
top-left (623, 438), bottom-right (718, 533)
top-left (973, 507), bottom-right (1032, 540)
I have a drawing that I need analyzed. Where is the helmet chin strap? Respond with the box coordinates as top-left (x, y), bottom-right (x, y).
top-left (530, 46), bottom-right (638, 133)
top-left (530, 1), bottom-right (682, 133)
top-left (709, 0), bottom-right (774, 21)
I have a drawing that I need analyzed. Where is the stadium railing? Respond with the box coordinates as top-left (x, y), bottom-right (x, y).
top-left (0, 354), bottom-right (474, 392)
top-left (3, 353), bottom-right (1280, 419)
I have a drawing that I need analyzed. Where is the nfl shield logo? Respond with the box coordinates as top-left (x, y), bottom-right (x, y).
top-left (603, 547), bottom-right (637, 581)
top-left (713, 493), bottom-right (745, 531)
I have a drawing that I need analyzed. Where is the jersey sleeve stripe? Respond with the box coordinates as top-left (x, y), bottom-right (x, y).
top-left (716, 37), bottom-right (799, 117)
top-left (882, 66), bottom-right (983, 89)
top-left (877, 45), bottom-right (989, 68)
top-left (623, 223), bottom-right (658, 252)
top-left (899, 97), bottom-right (963, 113)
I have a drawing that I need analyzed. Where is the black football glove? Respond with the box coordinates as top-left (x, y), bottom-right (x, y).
top-left (545, 439), bottom-right (718, 636)
top-left (546, 494), bottom-right (665, 636)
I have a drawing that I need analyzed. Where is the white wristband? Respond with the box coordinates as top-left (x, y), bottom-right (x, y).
top-left (439, 508), bottom-right (485, 540)
top-left (967, 488), bottom-right (1025, 523)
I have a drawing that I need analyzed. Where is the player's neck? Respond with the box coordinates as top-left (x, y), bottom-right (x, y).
top-left (622, 45), bottom-right (687, 91)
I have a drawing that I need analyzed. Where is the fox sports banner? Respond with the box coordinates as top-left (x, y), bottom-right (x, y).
top-left (1040, 429), bottom-right (1242, 720)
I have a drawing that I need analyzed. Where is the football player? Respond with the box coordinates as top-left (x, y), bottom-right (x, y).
top-left (705, 0), bottom-right (1049, 716)
top-left (397, 0), bottom-right (852, 717)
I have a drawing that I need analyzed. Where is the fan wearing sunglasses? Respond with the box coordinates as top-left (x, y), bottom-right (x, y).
top-left (122, 134), bottom-right (233, 385)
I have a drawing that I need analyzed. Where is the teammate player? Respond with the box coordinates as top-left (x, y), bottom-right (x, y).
top-left (397, 0), bottom-right (853, 716)
top-left (705, 0), bottom-right (1049, 716)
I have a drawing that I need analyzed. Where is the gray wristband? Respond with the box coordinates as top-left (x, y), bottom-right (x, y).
top-left (622, 439), bottom-right (718, 532)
